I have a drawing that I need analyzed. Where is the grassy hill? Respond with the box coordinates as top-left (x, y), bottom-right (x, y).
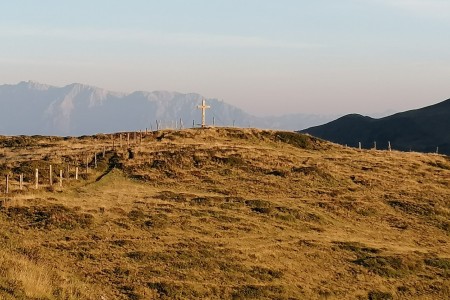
top-left (0, 127), bottom-right (449, 299)
top-left (300, 98), bottom-right (450, 155)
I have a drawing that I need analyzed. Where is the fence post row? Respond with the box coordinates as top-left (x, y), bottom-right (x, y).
top-left (1, 142), bottom-right (121, 193)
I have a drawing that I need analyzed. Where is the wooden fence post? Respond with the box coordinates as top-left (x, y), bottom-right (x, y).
top-left (49, 165), bottom-right (53, 186)
top-left (59, 170), bottom-right (63, 188)
top-left (373, 141), bottom-right (377, 150)
top-left (35, 169), bottom-right (39, 189)
top-left (94, 153), bottom-right (97, 168)
top-left (103, 146), bottom-right (106, 158)
top-left (19, 174), bottom-right (23, 190)
top-left (5, 174), bottom-right (9, 194)
top-left (388, 141), bottom-right (392, 152)
top-left (358, 142), bottom-right (362, 150)
top-left (86, 157), bottom-right (89, 174)
top-left (75, 167), bottom-right (79, 180)
top-left (127, 133), bottom-right (130, 146)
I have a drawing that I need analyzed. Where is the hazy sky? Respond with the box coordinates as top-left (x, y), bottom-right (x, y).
top-left (1, 0), bottom-right (449, 116)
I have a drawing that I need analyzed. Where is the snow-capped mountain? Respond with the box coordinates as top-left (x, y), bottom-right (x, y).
top-left (0, 81), bottom-right (336, 136)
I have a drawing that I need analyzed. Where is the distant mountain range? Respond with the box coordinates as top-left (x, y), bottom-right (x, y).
top-left (301, 98), bottom-right (450, 155)
top-left (0, 81), bottom-right (337, 136)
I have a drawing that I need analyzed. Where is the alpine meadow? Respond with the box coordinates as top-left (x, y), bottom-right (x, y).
top-left (0, 128), bottom-right (449, 299)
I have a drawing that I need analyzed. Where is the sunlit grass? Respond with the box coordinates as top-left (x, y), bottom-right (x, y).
top-left (0, 127), bottom-right (449, 299)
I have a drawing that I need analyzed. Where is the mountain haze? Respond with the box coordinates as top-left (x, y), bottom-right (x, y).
top-left (0, 81), bottom-right (335, 136)
top-left (301, 99), bottom-right (450, 155)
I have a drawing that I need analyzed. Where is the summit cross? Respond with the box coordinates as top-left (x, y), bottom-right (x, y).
top-left (197, 99), bottom-right (210, 128)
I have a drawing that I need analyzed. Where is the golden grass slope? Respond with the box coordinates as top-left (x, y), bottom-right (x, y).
top-left (0, 127), bottom-right (449, 299)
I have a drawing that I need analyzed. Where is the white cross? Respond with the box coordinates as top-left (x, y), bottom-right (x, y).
top-left (197, 99), bottom-right (210, 128)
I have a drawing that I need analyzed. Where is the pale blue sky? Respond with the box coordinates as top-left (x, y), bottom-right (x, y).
top-left (1, 0), bottom-right (449, 116)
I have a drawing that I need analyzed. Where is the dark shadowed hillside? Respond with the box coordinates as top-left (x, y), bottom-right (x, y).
top-left (301, 98), bottom-right (450, 155)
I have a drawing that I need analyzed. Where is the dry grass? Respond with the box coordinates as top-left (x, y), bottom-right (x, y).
top-left (0, 127), bottom-right (449, 299)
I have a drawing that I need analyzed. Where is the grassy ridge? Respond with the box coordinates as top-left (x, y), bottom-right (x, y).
top-left (0, 127), bottom-right (449, 299)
